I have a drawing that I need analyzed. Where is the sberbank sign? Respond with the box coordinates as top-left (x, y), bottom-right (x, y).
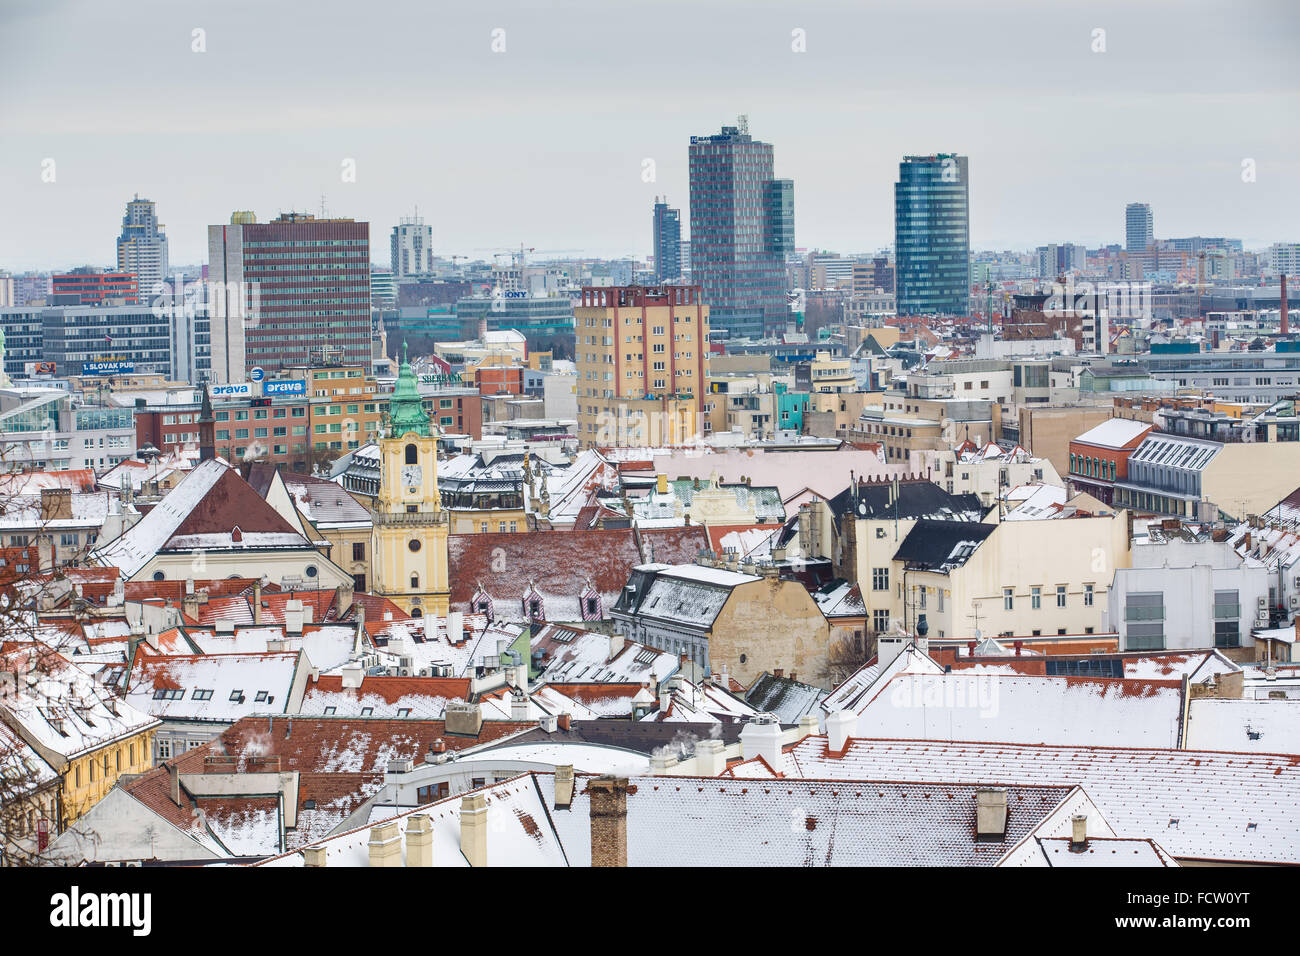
top-left (419, 373), bottom-right (463, 386)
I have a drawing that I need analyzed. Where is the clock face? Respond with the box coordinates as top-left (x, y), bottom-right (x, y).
top-left (401, 464), bottom-right (422, 489)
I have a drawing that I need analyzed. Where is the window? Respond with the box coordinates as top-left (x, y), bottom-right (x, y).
top-left (872, 609), bottom-right (889, 633)
top-left (872, 567), bottom-right (889, 591)
top-left (229, 689), bottom-right (243, 701)
top-left (353, 542), bottom-right (365, 561)
top-left (323, 706), bottom-right (336, 715)
top-left (1125, 592), bottom-right (1165, 650)
top-left (157, 739), bottom-right (171, 760)
top-left (405, 443), bottom-right (418, 465)
top-left (417, 782), bottom-right (450, 804)
top-left (152, 688), bottom-right (183, 700)
top-left (1055, 585), bottom-right (1066, 608)
top-left (397, 708), bottom-right (412, 717)
top-left (1031, 587), bottom-right (1041, 610)
top-left (360, 707), bottom-right (374, 716)
top-left (411, 573), bottom-right (420, 589)
top-left (1003, 588), bottom-right (1014, 611)
top-left (1084, 583), bottom-right (1094, 606)
top-left (409, 538), bottom-right (421, 552)
top-left (192, 689), bottom-right (213, 701)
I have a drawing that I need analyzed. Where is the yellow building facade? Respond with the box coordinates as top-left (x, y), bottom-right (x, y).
top-left (369, 350), bottom-right (450, 618)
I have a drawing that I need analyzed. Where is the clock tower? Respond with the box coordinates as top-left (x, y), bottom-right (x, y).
top-left (371, 345), bottom-right (450, 617)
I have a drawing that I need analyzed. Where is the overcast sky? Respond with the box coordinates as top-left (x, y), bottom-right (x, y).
top-left (1, 0), bottom-right (1297, 271)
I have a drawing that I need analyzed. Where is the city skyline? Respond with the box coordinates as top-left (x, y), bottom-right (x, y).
top-left (1, 0), bottom-right (1297, 270)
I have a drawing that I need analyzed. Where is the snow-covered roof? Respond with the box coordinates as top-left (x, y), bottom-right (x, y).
top-left (300, 675), bottom-right (472, 720)
top-left (1072, 418), bottom-right (1152, 448)
top-left (125, 651), bottom-right (302, 723)
top-left (0, 492), bottom-right (111, 530)
top-left (532, 625), bottom-right (678, 684)
top-left (1183, 698), bottom-right (1300, 754)
top-left (724, 736), bottom-right (1300, 865)
top-left (851, 671), bottom-right (1184, 749)
top-left (0, 644), bottom-right (160, 762)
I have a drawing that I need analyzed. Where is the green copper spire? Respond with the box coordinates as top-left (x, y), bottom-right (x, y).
top-left (387, 340), bottom-right (431, 437)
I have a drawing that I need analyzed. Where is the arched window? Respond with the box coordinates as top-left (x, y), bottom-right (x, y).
top-left (405, 443), bottom-right (418, 465)
top-left (411, 606), bottom-right (423, 618)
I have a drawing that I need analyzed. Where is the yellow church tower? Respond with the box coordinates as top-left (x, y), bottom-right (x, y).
top-left (371, 345), bottom-right (450, 617)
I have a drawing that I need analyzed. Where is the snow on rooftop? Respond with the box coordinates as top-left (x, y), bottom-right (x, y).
top-left (1184, 698), bottom-right (1300, 754)
top-left (1073, 418), bottom-right (1151, 448)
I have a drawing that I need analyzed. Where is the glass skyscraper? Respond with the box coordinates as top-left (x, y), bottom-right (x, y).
top-left (894, 154), bottom-right (970, 316)
top-left (688, 122), bottom-right (793, 339)
top-left (1126, 203), bottom-right (1154, 254)
top-left (652, 198), bottom-right (682, 282)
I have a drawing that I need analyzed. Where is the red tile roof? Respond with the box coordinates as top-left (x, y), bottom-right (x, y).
top-left (171, 467), bottom-right (301, 538)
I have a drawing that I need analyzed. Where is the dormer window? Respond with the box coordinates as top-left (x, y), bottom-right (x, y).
top-left (231, 526), bottom-right (242, 543)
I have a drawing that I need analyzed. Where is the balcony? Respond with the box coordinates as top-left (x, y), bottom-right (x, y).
top-left (373, 509), bottom-right (448, 528)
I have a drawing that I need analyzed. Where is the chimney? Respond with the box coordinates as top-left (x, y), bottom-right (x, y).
top-left (40, 487), bottom-right (73, 522)
top-left (826, 710), bottom-right (857, 752)
top-left (36, 535), bottom-right (53, 574)
top-left (774, 668), bottom-right (783, 679)
top-left (253, 580), bottom-right (263, 625)
top-left (797, 714), bottom-right (820, 738)
top-left (340, 664), bottom-right (364, 689)
top-left (588, 776), bottom-right (630, 867)
top-left (739, 714), bottom-right (783, 766)
top-left (693, 738), bottom-right (726, 776)
top-left (447, 611), bottom-right (463, 643)
top-left (658, 683), bottom-right (672, 713)
top-left (405, 814), bottom-right (434, 867)
top-left (876, 636), bottom-right (905, 671)
top-left (445, 700), bottom-right (483, 736)
top-left (367, 821), bottom-right (403, 867)
top-left (285, 598), bottom-right (304, 635)
top-left (1282, 274), bottom-right (1289, 337)
top-left (1013, 640), bottom-right (1023, 657)
top-left (609, 632), bottom-right (625, 659)
top-left (975, 788), bottom-right (1009, 841)
top-left (1070, 813), bottom-right (1089, 852)
top-left (302, 846), bottom-right (327, 867)
top-left (168, 760), bottom-right (181, 806)
top-left (967, 640), bottom-right (977, 657)
top-left (554, 764), bottom-right (575, 809)
top-left (557, 713), bottom-right (571, 732)
top-left (460, 793), bottom-right (488, 866)
top-left (336, 580), bottom-right (355, 616)
top-left (510, 690), bottom-right (530, 721)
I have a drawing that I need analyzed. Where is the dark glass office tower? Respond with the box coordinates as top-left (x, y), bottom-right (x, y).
top-left (894, 154), bottom-right (970, 316)
top-left (1126, 203), bottom-right (1153, 254)
top-left (652, 199), bottom-right (682, 282)
top-left (689, 123), bottom-right (793, 339)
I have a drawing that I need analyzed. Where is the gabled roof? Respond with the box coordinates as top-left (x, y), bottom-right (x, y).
top-left (125, 651), bottom-right (302, 723)
top-left (299, 675), bottom-right (474, 720)
top-left (94, 460), bottom-right (314, 577)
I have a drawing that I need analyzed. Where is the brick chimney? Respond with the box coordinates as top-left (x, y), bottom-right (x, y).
top-left (168, 760), bottom-right (181, 806)
top-left (460, 793), bottom-right (488, 866)
top-left (405, 814), bottom-right (433, 867)
top-left (588, 776), bottom-right (630, 867)
top-left (40, 487), bottom-right (73, 522)
top-left (367, 821), bottom-right (402, 867)
top-left (253, 580), bottom-right (263, 625)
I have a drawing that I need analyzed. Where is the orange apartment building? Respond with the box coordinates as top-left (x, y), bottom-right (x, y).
top-left (573, 285), bottom-right (710, 448)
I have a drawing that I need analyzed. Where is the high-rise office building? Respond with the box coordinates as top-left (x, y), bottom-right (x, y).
top-left (391, 214), bottom-right (433, 279)
top-left (894, 154), bottom-right (970, 316)
top-left (116, 196), bottom-right (169, 299)
top-left (207, 212), bottom-right (371, 380)
top-left (652, 198), bottom-right (682, 282)
top-left (688, 121), bottom-right (793, 339)
top-left (573, 285), bottom-right (708, 448)
top-left (1036, 242), bottom-right (1088, 278)
top-left (1126, 203), bottom-right (1154, 254)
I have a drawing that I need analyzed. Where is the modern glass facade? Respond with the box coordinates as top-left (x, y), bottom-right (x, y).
top-left (1126, 203), bottom-right (1153, 254)
top-left (652, 200), bottom-right (682, 282)
top-left (688, 125), bottom-right (793, 340)
top-left (894, 155), bottom-right (970, 316)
